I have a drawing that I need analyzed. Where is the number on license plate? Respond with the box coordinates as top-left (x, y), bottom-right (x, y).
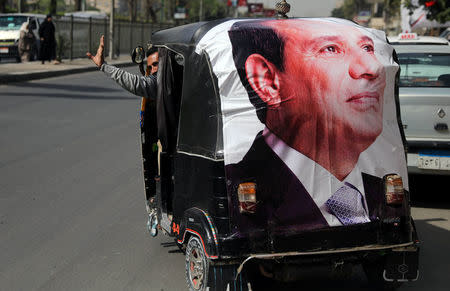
top-left (418, 155), bottom-right (450, 170)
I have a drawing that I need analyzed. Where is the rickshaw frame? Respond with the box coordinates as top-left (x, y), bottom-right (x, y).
top-left (138, 18), bottom-right (420, 291)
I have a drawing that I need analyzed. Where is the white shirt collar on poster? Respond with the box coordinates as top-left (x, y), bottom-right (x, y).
top-left (262, 127), bottom-right (370, 226)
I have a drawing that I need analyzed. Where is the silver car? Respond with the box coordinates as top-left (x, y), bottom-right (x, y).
top-left (391, 36), bottom-right (450, 175)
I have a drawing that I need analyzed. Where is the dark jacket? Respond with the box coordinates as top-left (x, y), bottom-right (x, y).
top-left (38, 20), bottom-right (55, 44)
top-left (225, 132), bottom-right (403, 235)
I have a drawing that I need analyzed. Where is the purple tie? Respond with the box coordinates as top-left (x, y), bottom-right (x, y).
top-left (326, 182), bottom-right (370, 225)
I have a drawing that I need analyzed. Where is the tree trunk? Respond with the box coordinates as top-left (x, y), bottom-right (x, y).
top-left (0, 0), bottom-right (7, 13)
top-left (128, 0), bottom-right (137, 22)
top-left (50, 0), bottom-right (57, 15)
top-left (74, 0), bottom-right (82, 11)
top-left (145, 0), bottom-right (158, 23)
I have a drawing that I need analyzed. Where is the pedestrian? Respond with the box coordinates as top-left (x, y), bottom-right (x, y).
top-left (18, 22), bottom-right (35, 62)
top-left (39, 14), bottom-right (56, 64)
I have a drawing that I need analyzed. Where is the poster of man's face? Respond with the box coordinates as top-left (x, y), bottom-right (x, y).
top-left (195, 18), bottom-right (408, 232)
top-left (228, 19), bottom-right (390, 179)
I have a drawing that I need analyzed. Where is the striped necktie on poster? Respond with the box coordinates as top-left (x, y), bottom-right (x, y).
top-left (325, 182), bottom-right (370, 225)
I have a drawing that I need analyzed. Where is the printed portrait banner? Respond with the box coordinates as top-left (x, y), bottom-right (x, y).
top-left (196, 18), bottom-right (408, 234)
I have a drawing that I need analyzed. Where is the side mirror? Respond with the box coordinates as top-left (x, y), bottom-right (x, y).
top-left (131, 46), bottom-right (145, 64)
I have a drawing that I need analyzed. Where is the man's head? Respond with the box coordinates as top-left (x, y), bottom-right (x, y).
top-left (146, 46), bottom-right (159, 76)
top-left (46, 14), bottom-right (52, 22)
top-left (229, 19), bottom-right (386, 158)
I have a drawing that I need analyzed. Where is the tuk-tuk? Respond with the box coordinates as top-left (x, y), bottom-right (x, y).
top-left (137, 4), bottom-right (419, 290)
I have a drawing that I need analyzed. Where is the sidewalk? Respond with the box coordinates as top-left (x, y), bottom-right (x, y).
top-left (0, 55), bottom-right (133, 85)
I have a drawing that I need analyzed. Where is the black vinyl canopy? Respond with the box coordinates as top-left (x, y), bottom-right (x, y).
top-left (152, 20), bottom-right (229, 160)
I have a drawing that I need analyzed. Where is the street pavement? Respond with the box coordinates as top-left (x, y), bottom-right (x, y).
top-left (0, 68), bottom-right (449, 290)
top-left (0, 55), bottom-right (133, 84)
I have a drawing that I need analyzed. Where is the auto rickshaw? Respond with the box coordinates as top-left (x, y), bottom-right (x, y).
top-left (133, 2), bottom-right (419, 290)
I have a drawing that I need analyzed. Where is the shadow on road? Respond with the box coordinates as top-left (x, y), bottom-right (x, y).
top-left (248, 265), bottom-right (373, 291)
top-left (409, 174), bottom-right (450, 209)
top-left (410, 218), bottom-right (450, 291)
top-left (0, 91), bottom-right (140, 101)
top-left (9, 82), bottom-right (121, 93)
top-left (161, 241), bottom-right (184, 254)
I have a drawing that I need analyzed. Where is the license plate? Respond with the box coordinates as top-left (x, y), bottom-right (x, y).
top-left (417, 155), bottom-right (450, 170)
top-left (0, 47), bottom-right (8, 53)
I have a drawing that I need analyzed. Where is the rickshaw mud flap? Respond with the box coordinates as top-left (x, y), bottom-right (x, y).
top-left (177, 207), bottom-right (220, 259)
top-left (235, 241), bottom-right (417, 279)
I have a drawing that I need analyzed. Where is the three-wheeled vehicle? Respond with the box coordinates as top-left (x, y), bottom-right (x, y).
top-left (135, 3), bottom-right (419, 290)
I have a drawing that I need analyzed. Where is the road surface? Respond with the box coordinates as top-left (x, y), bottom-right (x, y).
top-left (0, 68), bottom-right (449, 290)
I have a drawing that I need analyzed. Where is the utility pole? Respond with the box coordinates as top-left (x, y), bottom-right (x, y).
top-left (199, 0), bottom-right (203, 22)
top-left (109, 0), bottom-right (115, 60)
top-left (18, 0), bottom-right (21, 13)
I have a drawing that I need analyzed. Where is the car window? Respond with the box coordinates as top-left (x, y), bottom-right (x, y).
top-left (397, 53), bottom-right (450, 87)
top-left (0, 16), bottom-right (27, 30)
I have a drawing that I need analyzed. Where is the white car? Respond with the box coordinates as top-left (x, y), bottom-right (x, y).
top-left (0, 13), bottom-right (45, 62)
top-left (389, 34), bottom-right (450, 175)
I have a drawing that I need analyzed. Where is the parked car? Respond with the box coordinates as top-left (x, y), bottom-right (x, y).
top-left (0, 13), bottom-right (45, 62)
top-left (389, 33), bottom-right (450, 175)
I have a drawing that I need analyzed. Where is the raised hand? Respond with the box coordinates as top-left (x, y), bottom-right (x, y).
top-left (86, 35), bottom-right (105, 68)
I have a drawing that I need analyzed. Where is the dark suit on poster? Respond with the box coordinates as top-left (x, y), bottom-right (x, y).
top-left (225, 132), bottom-right (389, 235)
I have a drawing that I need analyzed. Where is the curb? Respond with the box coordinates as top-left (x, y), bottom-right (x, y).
top-left (0, 62), bottom-right (135, 85)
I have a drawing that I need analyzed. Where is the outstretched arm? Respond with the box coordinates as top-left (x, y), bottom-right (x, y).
top-left (87, 36), bottom-right (156, 99)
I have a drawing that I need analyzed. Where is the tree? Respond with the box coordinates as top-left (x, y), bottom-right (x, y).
top-left (128, 0), bottom-right (137, 21)
top-left (145, 0), bottom-right (159, 22)
top-left (383, 0), bottom-right (402, 26)
top-left (0, 0), bottom-right (6, 13)
top-left (186, 0), bottom-right (226, 22)
top-left (49, 0), bottom-right (57, 15)
top-left (404, 0), bottom-right (450, 23)
top-left (331, 0), bottom-right (369, 20)
top-left (74, 0), bottom-right (82, 11)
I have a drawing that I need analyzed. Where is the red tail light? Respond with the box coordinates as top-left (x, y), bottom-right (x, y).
top-left (385, 174), bottom-right (404, 205)
top-left (238, 182), bottom-right (257, 214)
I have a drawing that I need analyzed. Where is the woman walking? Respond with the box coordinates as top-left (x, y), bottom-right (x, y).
top-left (18, 22), bottom-right (35, 62)
top-left (39, 14), bottom-right (56, 64)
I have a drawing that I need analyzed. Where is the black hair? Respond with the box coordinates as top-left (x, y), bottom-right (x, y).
top-left (146, 45), bottom-right (158, 58)
top-left (228, 21), bottom-right (285, 123)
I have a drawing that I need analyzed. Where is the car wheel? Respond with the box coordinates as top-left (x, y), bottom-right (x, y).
top-left (363, 258), bottom-right (402, 291)
top-left (186, 236), bottom-right (209, 291)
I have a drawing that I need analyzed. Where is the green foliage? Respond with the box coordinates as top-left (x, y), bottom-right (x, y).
top-left (384, 0), bottom-right (402, 17)
top-left (331, 0), bottom-right (402, 20)
top-left (186, 0), bottom-right (227, 21)
top-left (29, 0), bottom-right (68, 15)
top-left (404, 0), bottom-right (450, 23)
top-left (331, 0), bottom-right (369, 20)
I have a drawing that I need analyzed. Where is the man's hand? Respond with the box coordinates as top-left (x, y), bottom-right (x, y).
top-left (86, 35), bottom-right (105, 68)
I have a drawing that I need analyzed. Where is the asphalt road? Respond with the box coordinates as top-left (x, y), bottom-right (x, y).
top-left (0, 68), bottom-right (449, 291)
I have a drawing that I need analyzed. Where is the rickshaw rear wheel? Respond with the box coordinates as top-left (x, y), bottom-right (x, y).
top-left (185, 236), bottom-right (209, 291)
top-left (363, 258), bottom-right (403, 291)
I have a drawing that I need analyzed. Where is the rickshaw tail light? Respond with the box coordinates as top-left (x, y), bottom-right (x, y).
top-left (238, 182), bottom-right (257, 214)
top-left (385, 174), bottom-right (404, 205)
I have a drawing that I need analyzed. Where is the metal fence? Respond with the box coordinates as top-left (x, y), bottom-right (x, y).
top-left (54, 17), bottom-right (175, 60)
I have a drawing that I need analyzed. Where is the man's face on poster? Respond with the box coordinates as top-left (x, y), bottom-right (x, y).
top-left (249, 20), bottom-right (386, 152)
